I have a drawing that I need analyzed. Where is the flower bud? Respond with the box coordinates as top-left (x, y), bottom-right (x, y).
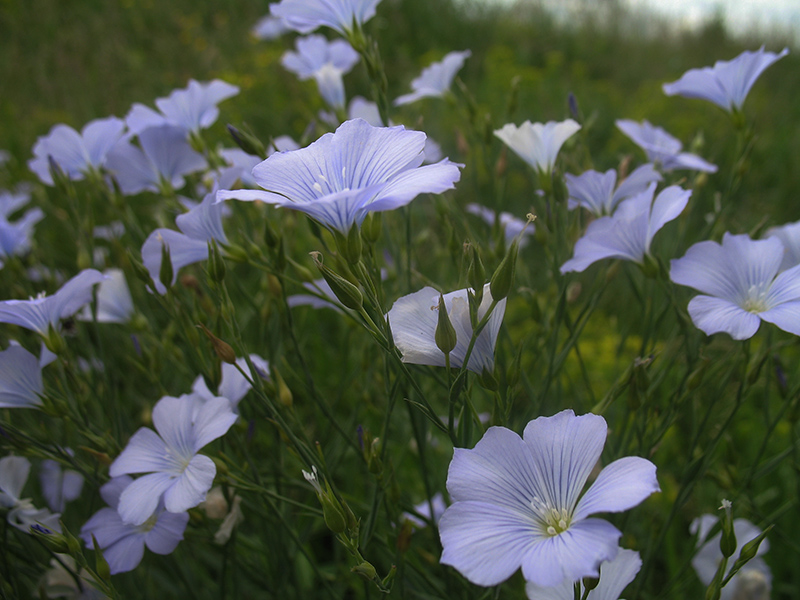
top-left (311, 252), bottom-right (363, 311)
top-left (363, 212), bottom-right (382, 244)
top-left (207, 241), bottom-right (226, 283)
top-left (197, 323), bottom-right (236, 364)
top-left (434, 293), bottom-right (457, 356)
top-left (719, 499), bottom-right (736, 558)
top-left (490, 237), bottom-right (519, 301)
top-left (159, 240), bottom-right (174, 292)
top-left (126, 249), bottom-right (153, 285)
top-left (351, 561), bottom-right (378, 582)
top-left (467, 245), bottom-right (485, 296)
top-left (92, 534), bottom-right (112, 581)
top-left (227, 124), bottom-right (267, 159)
top-left (31, 524), bottom-right (69, 554)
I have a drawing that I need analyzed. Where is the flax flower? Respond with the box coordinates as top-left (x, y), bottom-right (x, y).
top-left (394, 50), bottom-right (471, 106)
top-left (663, 46), bottom-right (789, 113)
top-left (0, 345), bottom-right (43, 409)
top-left (670, 233), bottom-right (800, 340)
top-left (282, 35), bottom-right (360, 110)
top-left (216, 119), bottom-right (462, 234)
top-left (438, 410), bottom-right (659, 588)
top-left (566, 163), bottom-right (662, 216)
top-left (386, 284), bottom-right (506, 374)
top-left (616, 120), bottom-right (716, 173)
top-left (270, 0), bottom-right (381, 35)
top-left (494, 119), bottom-right (580, 175)
top-left (109, 395), bottom-right (236, 526)
top-left (561, 184), bottom-right (690, 273)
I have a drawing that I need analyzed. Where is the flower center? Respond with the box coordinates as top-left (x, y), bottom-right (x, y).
top-left (530, 496), bottom-right (572, 536)
top-left (137, 512), bottom-right (159, 533)
top-left (742, 283), bottom-right (770, 314)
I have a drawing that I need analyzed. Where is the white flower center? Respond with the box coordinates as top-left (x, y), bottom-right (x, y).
top-left (742, 283), bottom-right (771, 314)
top-left (530, 496), bottom-right (572, 536)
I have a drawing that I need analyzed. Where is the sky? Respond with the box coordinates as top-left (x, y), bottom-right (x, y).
top-left (623, 0), bottom-right (800, 38)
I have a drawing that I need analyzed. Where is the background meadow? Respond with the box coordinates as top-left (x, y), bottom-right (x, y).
top-left (1, 0), bottom-right (800, 598)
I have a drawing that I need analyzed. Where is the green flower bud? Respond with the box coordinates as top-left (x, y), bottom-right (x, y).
top-left (490, 237), bottom-right (519, 301)
top-left (719, 499), bottom-right (736, 558)
top-left (434, 293), bottom-right (457, 356)
top-left (159, 239), bottom-right (173, 292)
top-left (227, 124), bottom-right (266, 159)
top-left (311, 252), bottom-right (363, 311)
top-left (351, 561), bottom-right (378, 582)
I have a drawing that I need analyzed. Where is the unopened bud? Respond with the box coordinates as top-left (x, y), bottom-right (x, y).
top-left (311, 252), bottom-right (363, 311)
top-left (434, 293), bottom-right (457, 356)
top-left (363, 212), bottom-right (382, 244)
top-left (568, 92), bottom-right (581, 122)
top-left (197, 323), bottom-right (236, 364)
top-left (92, 534), bottom-right (112, 581)
top-left (719, 499), bottom-right (736, 558)
top-left (159, 240), bottom-right (174, 292)
top-left (467, 245), bottom-right (485, 296)
top-left (227, 124), bottom-right (266, 159)
top-left (208, 241), bottom-right (226, 283)
top-left (126, 249), bottom-right (153, 285)
top-left (489, 237), bottom-right (519, 301)
top-left (31, 524), bottom-right (69, 554)
top-left (351, 561), bottom-right (378, 582)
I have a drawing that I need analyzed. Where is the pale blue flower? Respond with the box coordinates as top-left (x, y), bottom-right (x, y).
top-left (126, 79), bottom-right (239, 135)
top-left (106, 125), bottom-right (207, 195)
top-left (0, 269), bottom-right (107, 336)
top-left (191, 354), bottom-right (270, 412)
top-left (271, 0), bottom-right (381, 35)
top-left (403, 492), bottom-right (447, 528)
top-left (663, 47), bottom-right (789, 113)
top-left (566, 163), bottom-right (662, 216)
top-left (217, 118), bottom-right (463, 234)
top-left (0, 189), bottom-right (32, 218)
top-left (670, 232), bottom-right (800, 340)
top-left (39, 457), bottom-right (84, 512)
top-left (282, 35), bottom-right (359, 110)
top-left (494, 119), bottom-right (580, 175)
top-left (394, 50), bottom-right (471, 106)
top-left (80, 476), bottom-right (189, 574)
top-left (525, 549), bottom-right (642, 600)
top-left (141, 190), bottom-right (227, 294)
top-left (561, 184), bottom-right (690, 273)
top-left (28, 117), bottom-right (126, 186)
top-left (77, 269), bottom-right (134, 323)
top-left (466, 203), bottom-right (535, 249)
top-left (109, 394), bottom-right (237, 526)
top-left (438, 410), bottom-right (659, 587)
top-left (691, 515), bottom-right (771, 600)
top-left (0, 208), bottom-right (44, 268)
top-left (616, 120), bottom-right (717, 173)
top-left (252, 14), bottom-right (291, 39)
top-left (0, 344), bottom-right (43, 409)
top-left (766, 220), bottom-right (800, 272)
top-left (386, 284), bottom-right (506, 374)
top-left (0, 456), bottom-right (62, 533)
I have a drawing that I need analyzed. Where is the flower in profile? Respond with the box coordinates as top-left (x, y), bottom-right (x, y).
top-left (561, 183), bottom-right (690, 273)
top-left (0, 456), bottom-right (62, 533)
top-left (466, 203), bottom-right (535, 249)
top-left (0, 269), bottom-right (106, 336)
top-left (0, 206), bottom-right (44, 268)
top-left (282, 35), bottom-right (360, 110)
top-left (217, 119), bottom-right (462, 234)
top-left (0, 188), bottom-right (32, 217)
top-left (109, 394), bottom-right (237, 526)
top-left (125, 79), bottom-right (240, 135)
top-left (616, 120), bottom-right (717, 173)
top-left (663, 47), bottom-right (789, 113)
top-left (28, 117), bottom-right (126, 185)
top-left (252, 14), bottom-right (291, 39)
top-left (670, 232), bottom-right (800, 340)
top-left (690, 514), bottom-right (771, 600)
top-left (39, 457), bottom-right (84, 512)
top-left (271, 0), bottom-right (381, 35)
top-left (141, 190), bottom-right (227, 294)
top-left (386, 284), bottom-right (506, 374)
top-left (566, 163), bottom-right (662, 216)
top-left (525, 549), bottom-right (642, 600)
top-left (394, 50), bottom-right (471, 106)
top-left (766, 219), bottom-right (800, 272)
top-left (77, 269), bottom-right (134, 324)
top-left (0, 345), bottom-right (44, 409)
top-left (494, 119), bottom-right (580, 176)
top-left (80, 476), bottom-right (189, 574)
top-left (438, 410), bottom-right (659, 587)
top-left (106, 125), bottom-right (207, 195)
